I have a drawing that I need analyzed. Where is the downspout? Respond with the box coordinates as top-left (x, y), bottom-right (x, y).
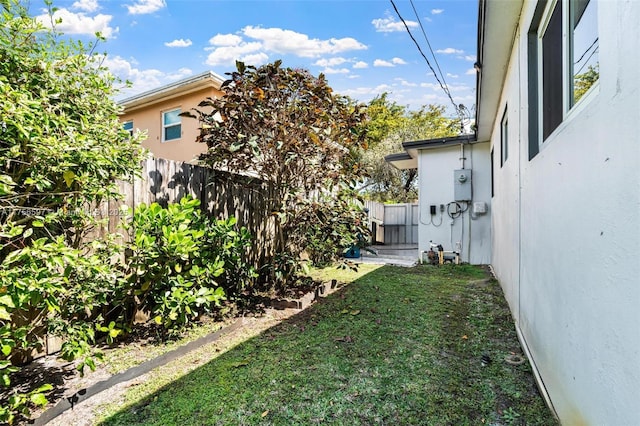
top-left (468, 143), bottom-right (473, 262)
top-left (459, 141), bottom-right (473, 263)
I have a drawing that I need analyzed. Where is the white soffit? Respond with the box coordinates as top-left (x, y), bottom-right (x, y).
top-left (476, 0), bottom-right (523, 142)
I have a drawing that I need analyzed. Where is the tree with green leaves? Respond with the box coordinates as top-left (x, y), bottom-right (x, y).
top-left (188, 60), bottom-right (370, 288)
top-left (0, 2), bottom-right (145, 249)
top-left (361, 96), bottom-right (459, 203)
top-left (364, 92), bottom-right (407, 146)
top-left (0, 1), bottom-right (145, 422)
top-left (574, 64), bottom-right (599, 103)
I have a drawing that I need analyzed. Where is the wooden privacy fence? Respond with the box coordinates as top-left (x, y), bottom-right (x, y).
top-left (94, 157), bottom-right (277, 269)
top-left (27, 158), bottom-right (277, 361)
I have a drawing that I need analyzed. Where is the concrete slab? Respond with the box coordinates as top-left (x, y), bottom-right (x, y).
top-left (357, 244), bottom-right (420, 267)
top-left (357, 256), bottom-right (418, 267)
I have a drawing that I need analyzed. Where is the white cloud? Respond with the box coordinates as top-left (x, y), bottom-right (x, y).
top-left (205, 41), bottom-right (264, 66)
top-left (102, 55), bottom-right (164, 96)
top-left (238, 52), bottom-right (270, 66)
top-left (436, 47), bottom-right (464, 54)
top-left (164, 38), bottom-right (192, 48)
top-left (420, 82), bottom-right (471, 93)
top-left (314, 57), bottom-right (348, 67)
top-left (340, 84), bottom-right (393, 98)
top-left (465, 68), bottom-right (476, 75)
top-left (396, 78), bottom-right (417, 87)
top-left (373, 58), bottom-right (406, 68)
top-left (322, 67), bottom-right (350, 75)
top-left (372, 16), bottom-right (418, 32)
top-left (126, 0), bottom-right (166, 15)
top-left (205, 27), bottom-right (366, 67)
top-left (420, 82), bottom-right (439, 90)
top-left (447, 73), bottom-right (459, 78)
top-left (241, 26), bottom-right (366, 57)
top-left (72, 0), bottom-right (99, 12)
top-left (209, 33), bottom-right (243, 46)
top-left (103, 57), bottom-right (195, 99)
top-left (166, 67), bottom-right (193, 81)
top-left (373, 59), bottom-right (394, 67)
top-left (36, 8), bottom-right (118, 38)
top-left (459, 54), bottom-right (476, 61)
top-left (353, 61), bottom-right (368, 69)
top-left (431, 9), bottom-right (444, 14)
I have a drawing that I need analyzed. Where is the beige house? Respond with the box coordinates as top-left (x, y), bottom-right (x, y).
top-left (119, 71), bottom-right (225, 163)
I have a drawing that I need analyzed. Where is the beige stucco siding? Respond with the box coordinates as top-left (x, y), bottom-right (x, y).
top-left (121, 86), bottom-right (221, 163)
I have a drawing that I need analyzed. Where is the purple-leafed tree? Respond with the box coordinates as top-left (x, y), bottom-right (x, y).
top-left (187, 60), bottom-right (370, 289)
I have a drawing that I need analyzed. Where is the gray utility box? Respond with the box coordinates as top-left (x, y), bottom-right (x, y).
top-left (454, 169), bottom-right (472, 201)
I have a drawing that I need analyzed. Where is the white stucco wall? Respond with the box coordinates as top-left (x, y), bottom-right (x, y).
top-left (417, 142), bottom-right (492, 264)
top-left (489, 0), bottom-right (640, 424)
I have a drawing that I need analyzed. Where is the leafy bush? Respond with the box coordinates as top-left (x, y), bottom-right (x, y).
top-left (124, 196), bottom-right (254, 330)
top-left (0, 234), bottom-right (127, 424)
top-left (0, 0), bottom-right (145, 420)
top-left (201, 215), bottom-right (256, 296)
top-left (301, 189), bottom-right (371, 268)
top-left (0, 2), bottom-right (146, 258)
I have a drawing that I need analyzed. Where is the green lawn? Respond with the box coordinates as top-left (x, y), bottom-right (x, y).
top-left (99, 264), bottom-right (556, 426)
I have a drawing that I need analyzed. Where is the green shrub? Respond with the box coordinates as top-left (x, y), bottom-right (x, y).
top-left (124, 196), bottom-right (254, 330)
top-left (201, 215), bottom-right (256, 296)
top-left (301, 190), bottom-right (371, 268)
top-left (0, 0), bottom-right (143, 420)
top-left (0, 234), bottom-right (127, 424)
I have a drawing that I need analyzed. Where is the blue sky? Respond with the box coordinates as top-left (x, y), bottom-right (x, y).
top-left (32, 0), bottom-right (479, 113)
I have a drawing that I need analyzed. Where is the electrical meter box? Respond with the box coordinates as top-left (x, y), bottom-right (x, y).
top-left (454, 169), bottom-right (472, 201)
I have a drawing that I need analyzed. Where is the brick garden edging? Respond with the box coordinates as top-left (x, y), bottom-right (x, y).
top-left (31, 319), bottom-right (244, 425)
top-left (32, 279), bottom-right (341, 425)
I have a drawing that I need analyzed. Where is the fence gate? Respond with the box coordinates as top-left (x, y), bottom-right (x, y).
top-left (365, 202), bottom-right (418, 245)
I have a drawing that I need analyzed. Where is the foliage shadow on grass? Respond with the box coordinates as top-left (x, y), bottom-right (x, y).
top-left (99, 264), bottom-right (557, 426)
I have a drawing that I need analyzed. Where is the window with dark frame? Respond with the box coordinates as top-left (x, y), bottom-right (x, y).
top-left (530, 0), bottom-right (599, 158)
top-left (500, 106), bottom-right (508, 167)
top-left (541, 0), bottom-right (563, 141)
top-left (571, 0), bottom-right (599, 105)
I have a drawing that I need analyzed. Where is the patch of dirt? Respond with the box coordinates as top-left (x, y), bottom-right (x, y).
top-left (23, 306), bottom-right (305, 426)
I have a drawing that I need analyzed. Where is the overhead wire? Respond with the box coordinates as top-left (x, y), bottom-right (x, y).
top-left (409, 0), bottom-right (451, 104)
top-left (389, 0), bottom-right (463, 124)
top-left (573, 37), bottom-right (599, 65)
top-left (574, 46), bottom-right (599, 75)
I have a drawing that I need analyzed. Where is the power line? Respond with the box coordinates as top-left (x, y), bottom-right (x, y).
top-left (409, 0), bottom-right (451, 101)
top-left (574, 37), bottom-right (598, 65)
top-left (574, 46), bottom-right (599, 75)
top-left (389, 0), bottom-right (462, 122)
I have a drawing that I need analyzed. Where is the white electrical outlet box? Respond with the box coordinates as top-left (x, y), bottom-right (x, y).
top-left (473, 202), bottom-right (487, 214)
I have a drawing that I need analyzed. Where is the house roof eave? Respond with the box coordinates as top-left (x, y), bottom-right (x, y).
top-left (385, 152), bottom-right (416, 170)
top-left (119, 71), bottom-right (226, 113)
top-left (385, 134), bottom-right (478, 170)
top-left (475, 0), bottom-right (523, 142)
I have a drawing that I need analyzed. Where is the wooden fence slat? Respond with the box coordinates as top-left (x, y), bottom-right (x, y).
top-left (93, 158), bottom-right (277, 267)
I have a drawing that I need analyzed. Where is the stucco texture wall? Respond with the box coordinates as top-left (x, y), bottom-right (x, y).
top-left (417, 142), bottom-right (492, 265)
top-left (121, 87), bottom-right (220, 163)
top-left (489, 0), bottom-right (640, 424)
